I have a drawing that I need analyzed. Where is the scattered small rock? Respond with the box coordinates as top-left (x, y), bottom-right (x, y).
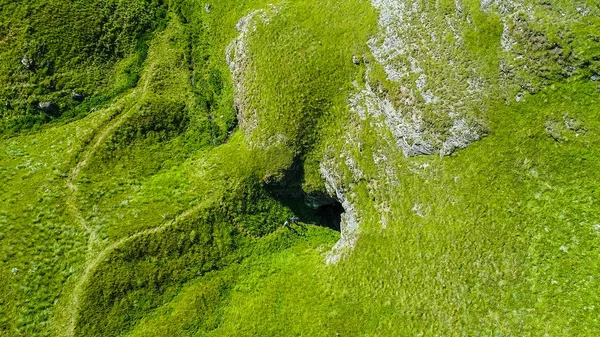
top-left (563, 114), bottom-right (583, 132)
top-left (352, 55), bottom-right (361, 65)
top-left (38, 101), bottom-right (58, 114)
top-left (591, 74), bottom-right (600, 82)
top-left (412, 203), bottom-right (424, 217)
top-left (411, 143), bottom-right (434, 156)
top-left (205, 4), bottom-right (211, 13)
top-left (21, 56), bottom-right (35, 70)
top-left (515, 92), bottom-right (524, 102)
top-left (545, 115), bottom-right (584, 142)
top-left (71, 91), bottom-right (84, 102)
top-left (545, 120), bottom-right (563, 142)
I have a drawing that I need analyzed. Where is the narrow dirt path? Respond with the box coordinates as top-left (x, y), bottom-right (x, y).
top-left (66, 100), bottom-right (141, 336)
top-left (62, 93), bottom-right (208, 337)
top-left (65, 104), bottom-right (134, 255)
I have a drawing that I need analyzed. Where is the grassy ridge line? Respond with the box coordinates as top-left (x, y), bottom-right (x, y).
top-left (67, 9), bottom-right (212, 243)
top-left (67, 201), bottom-right (207, 337)
top-left (64, 13), bottom-right (194, 301)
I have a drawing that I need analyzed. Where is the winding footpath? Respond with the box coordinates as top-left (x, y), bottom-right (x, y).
top-left (65, 105), bottom-right (129, 257)
top-left (63, 101), bottom-right (204, 337)
top-left (64, 103), bottom-right (132, 337)
top-left (62, 11), bottom-right (273, 334)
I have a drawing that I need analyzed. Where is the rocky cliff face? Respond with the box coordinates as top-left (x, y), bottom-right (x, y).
top-left (226, 0), bottom-right (600, 264)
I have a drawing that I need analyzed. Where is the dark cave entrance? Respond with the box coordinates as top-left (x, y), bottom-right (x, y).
top-left (314, 200), bottom-right (344, 232)
top-left (264, 157), bottom-right (345, 232)
top-left (267, 191), bottom-right (344, 233)
top-left (267, 184), bottom-right (345, 232)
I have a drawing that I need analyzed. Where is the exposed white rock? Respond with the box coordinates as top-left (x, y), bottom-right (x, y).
top-left (363, 0), bottom-right (592, 158)
top-left (226, 6), bottom-right (279, 138)
top-left (515, 92), bottom-right (524, 102)
top-left (454, 0), bottom-right (463, 13)
top-left (415, 74), bottom-right (438, 105)
top-left (480, 0), bottom-right (495, 11)
top-left (321, 162), bottom-right (361, 265)
top-left (350, 81), bottom-right (481, 157)
top-left (412, 203), bottom-right (424, 217)
top-left (441, 117), bottom-right (482, 155)
top-left (500, 20), bottom-right (515, 51)
top-left (343, 154), bottom-right (364, 180)
top-left (362, 0), bottom-right (485, 157)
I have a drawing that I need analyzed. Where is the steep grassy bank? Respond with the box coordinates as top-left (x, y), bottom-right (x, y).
top-left (1, 0), bottom-right (600, 336)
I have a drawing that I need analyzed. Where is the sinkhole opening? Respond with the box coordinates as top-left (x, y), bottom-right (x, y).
top-left (264, 157), bottom-right (345, 232)
top-left (314, 200), bottom-right (344, 232)
top-left (267, 189), bottom-right (345, 233)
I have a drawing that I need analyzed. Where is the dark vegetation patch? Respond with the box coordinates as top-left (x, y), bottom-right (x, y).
top-left (176, 2), bottom-right (238, 145)
top-left (504, 8), bottom-right (600, 94)
top-left (0, 0), bottom-right (167, 135)
top-left (107, 100), bottom-right (189, 148)
top-left (81, 2), bottom-right (242, 181)
top-left (314, 200), bottom-right (344, 232)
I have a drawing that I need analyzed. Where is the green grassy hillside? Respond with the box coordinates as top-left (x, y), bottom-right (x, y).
top-left (0, 0), bottom-right (167, 135)
top-left (1, 0), bottom-right (600, 336)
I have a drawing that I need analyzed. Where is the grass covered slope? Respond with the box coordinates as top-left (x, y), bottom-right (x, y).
top-left (1, 0), bottom-right (600, 336)
top-left (0, 103), bottom-right (114, 335)
top-left (0, 0), bottom-right (167, 134)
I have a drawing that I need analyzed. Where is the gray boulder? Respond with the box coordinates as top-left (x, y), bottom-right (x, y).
top-left (71, 91), bottom-right (85, 102)
top-left (38, 101), bottom-right (58, 114)
top-left (21, 57), bottom-right (35, 70)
